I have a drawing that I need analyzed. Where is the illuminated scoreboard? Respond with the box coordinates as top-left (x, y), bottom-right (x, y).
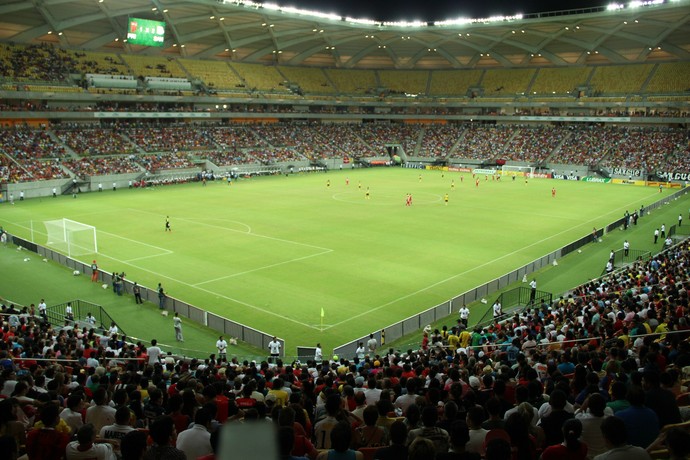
top-left (127, 18), bottom-right (165, 47)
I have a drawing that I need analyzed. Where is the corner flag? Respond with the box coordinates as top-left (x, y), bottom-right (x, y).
top-left (320, 307), bottom-right (325, 318)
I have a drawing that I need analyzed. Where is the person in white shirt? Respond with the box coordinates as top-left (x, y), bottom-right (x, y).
top-left (173, 313), bottom-right (183, 342)
top-left (85, 388), bottom-right (116, 434)
top-left (66, 423), bottom-right (116, 460)
top-left (175, 407), bottom-right (213, 460)
top-left (366, 333), bottom-right (377, 354)
top-left (268, 336), bottom-right (281, 357)
top-left (314, 343), bottom-right (323, 362)
top-left (147, 339), bottom-right (162, 365)
top-left (355, 342), bottom-right (365, 360)
top-left (107, 322), bottom-right (118, 336)
top-left (65, 303), bottom-right (74, 321)
top-left (492, 300), bottom-right (502, 319)
top-left (38, 299), bottom-right (47, 318)
top-left (85, 313), bottom-right (96, 326)
top-left (61, 393), bottom-right (85, 434)
top-left (459, 305), bottom-right (470, 326)
top-left (216, 336), bottom-right (228, 360)
top-left (99, 406), bottom-right (135, 441)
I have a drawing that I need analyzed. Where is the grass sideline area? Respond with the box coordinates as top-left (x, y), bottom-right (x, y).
top-left (1, 168), bottom-right (687, 356)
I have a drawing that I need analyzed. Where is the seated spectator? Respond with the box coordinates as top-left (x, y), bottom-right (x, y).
top-left (407, 405), bottom-right (450, 455)
top-left (539, 389), bottom-right (574, 447)
top-left (119, 430), bottom-right (148, 460)
top-left (315, 420), bottom-right (363, 460)
top-left (594, 416), bottom-right (650, 460)
top-left (99, 406), bottom-right (135, 441)
top-left (65, 423), bottom-right (116, 460)
top-left (437, 420), bottom-right (480, 460)
top-left (142, 416), bottom-right (185, 460)
top-left (374, 420), bottom-right (409, 460)
top-left (541, 418), bottom-right (587, 460)
top-left (615, 386), bottom-right (659, 449)
top-left (26, 403), bottom-right (71, 460)
top-left (175, 407), bottom-right (213, 460)
top-left (576, 393), bottom-right (609, 459)
top-left (353, 405), bottom-right (387, 449)
top-left (0, 398), bottom-right (26, 452)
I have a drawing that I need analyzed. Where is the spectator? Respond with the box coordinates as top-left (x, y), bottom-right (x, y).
top-left (142, 416), bottom-right (185, 460)
top-left (374, 420), bottom-right (409, 460)
top-left (25, 403), bottom-right (70, 460)
top-left (541, 418), bottom-right (587, 460)
top-left (615, 386), bottom-right (659, 448)
top-left (176, 407), bottom-right (213, 460)
top-left (65, 423), bottom-right (116, 460)
top-left (594, 416), bottom-right (650, 460)
top-left (315, 420), bottom-right (363, 460)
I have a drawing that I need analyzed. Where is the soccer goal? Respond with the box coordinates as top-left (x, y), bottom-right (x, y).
top-left (43, 219), bottom-right (98, 257)
top-left (501, 165), bottom-right (534, 177)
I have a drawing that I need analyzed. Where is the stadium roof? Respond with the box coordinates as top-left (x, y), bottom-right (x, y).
top-left (1, 0), bottom-right (689, 69)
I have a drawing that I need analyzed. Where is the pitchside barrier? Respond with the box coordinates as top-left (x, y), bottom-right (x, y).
top-left (332, 186), bottom-right (689, 359)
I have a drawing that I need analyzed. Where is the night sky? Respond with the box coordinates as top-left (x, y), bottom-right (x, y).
top-left (279, 0), bottom-right (607, 21)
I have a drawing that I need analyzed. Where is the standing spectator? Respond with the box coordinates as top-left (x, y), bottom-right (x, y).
top-left (90, 260), bottom-right (98, 282)
top-left (661, 224), bottom-right (666, 238)
top-left (268, 336), bottom-right (281, 358)
top-left (458, 305), bottom-right (470, 326)
top-left (492, 300), bottom-right (502, 319)
top-left (593, 416), bottom-right (650, 460)
top-left (623, 240), bottom-right (629, 258)
top-left (529, 279), bottom-right (537, 305)
top-left (176, 408), bottom-right (213, 459)
top-left (147, 340), bottom-right (162, 366)
top-left (678, 213), bottom-right (682, 227)
top-left (367, 333), bottom-right (378, 355)
top-left (216, 336), bottom-right (227, 360)
top-left (65, 423), bottom-right (116, 460)
top-left (38, 299), bottom-right (47, 320)
top-left (65, 302), bottom-right (74, 321)
top-left (173, 313), bottom-right (183, 342)
top-left (314, 343), bottom-right (323, 362)
top-left (143, 416), bottom-right (186, 460)
top-left (654, 228), bottom-right (659, 244)
top-left (157, 284), bottom-right (166, 309)
top-left (133, 283), bottom-right (142, 304)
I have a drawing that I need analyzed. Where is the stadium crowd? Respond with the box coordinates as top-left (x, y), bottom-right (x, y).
top-left (0, 124), bottom-right (688, 185)
top-left (1, 233), bottom-right (689, 460)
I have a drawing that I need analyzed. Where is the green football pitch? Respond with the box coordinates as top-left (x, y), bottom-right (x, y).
top-left (0, 168), bottom-right (682, 355)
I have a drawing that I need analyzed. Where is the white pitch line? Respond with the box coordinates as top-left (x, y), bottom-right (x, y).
top-left (193, 249), bottom-right (332, 286)
top-left (124, 253), bottom-right (173, 263)
top-left (323, 194), bottom-right (654, 330)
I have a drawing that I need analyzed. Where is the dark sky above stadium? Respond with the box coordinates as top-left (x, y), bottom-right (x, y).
top-left (282, 0), bottom-right (606, 21)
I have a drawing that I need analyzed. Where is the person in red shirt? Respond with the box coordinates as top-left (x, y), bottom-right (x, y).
top-left (26, 403), bottom-right (70, 460)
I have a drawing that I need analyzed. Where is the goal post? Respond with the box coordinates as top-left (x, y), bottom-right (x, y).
top-left (501, 165), bottom-right (534, 177)
top-left (44, 218), bottom-right (98, 257)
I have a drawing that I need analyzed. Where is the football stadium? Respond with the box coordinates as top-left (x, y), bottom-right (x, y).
top-left (0, 0), bottom-right (690, 458)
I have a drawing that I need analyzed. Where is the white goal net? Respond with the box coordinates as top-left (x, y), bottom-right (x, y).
top-left (44, 219), bottom-right (98, 257)
top-left (501, 165), bottom-right (534, 177)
